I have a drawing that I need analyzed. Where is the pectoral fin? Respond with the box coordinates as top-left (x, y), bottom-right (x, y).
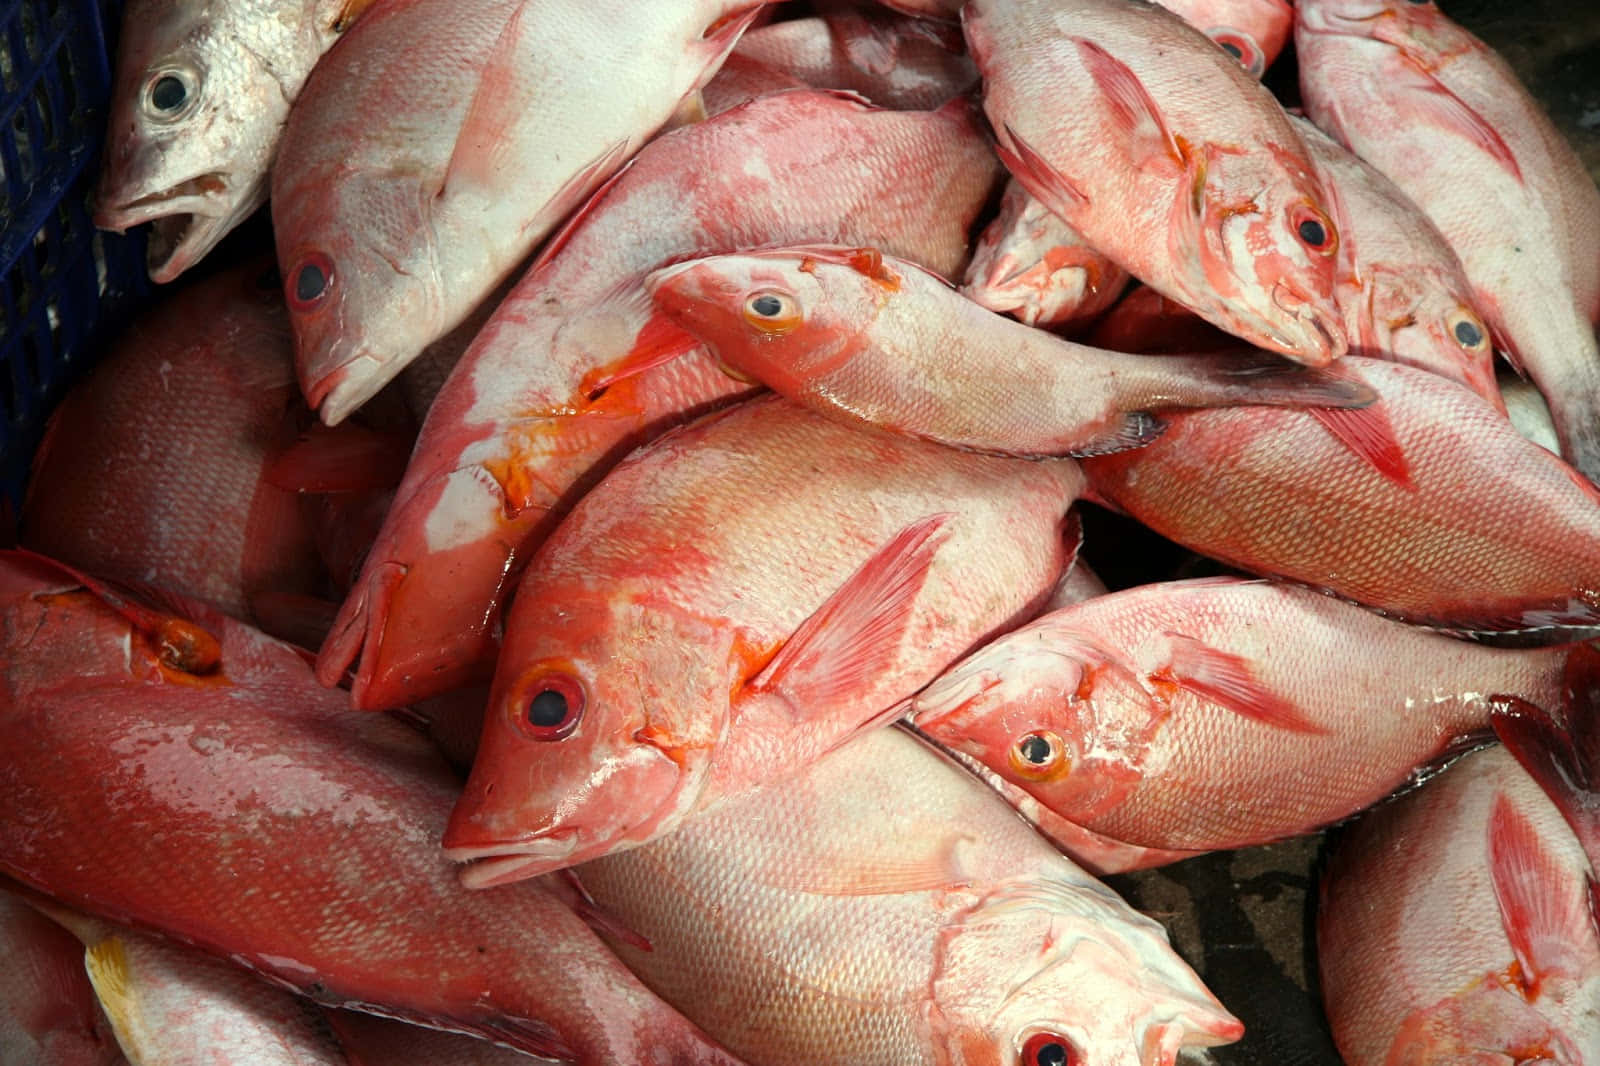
top-left (1310, 403), bottom-right (1413, 488)
top-left (1487, 791), bottom-right (1600, 988)
top-left (1073, 37), bottom-right (1183, 173)
top-left (1154, 632), bottom-right (1328, 734)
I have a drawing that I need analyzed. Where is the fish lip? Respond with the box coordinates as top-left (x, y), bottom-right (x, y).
top-left (96, 173), bottom-right (263, 282)
top-left (94, 172), bottom-right (232, 231)
top-left (1269, 281), bottom-right (1346, 364)
top-left (306, 356), bottom-right (388, 427)
top-left (446, 834), bottom-right (581, 888)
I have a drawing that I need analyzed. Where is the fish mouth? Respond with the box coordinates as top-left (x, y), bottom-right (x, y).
top-left (305, 356), bottom-right (389, 427)
top-left (446, 834), bottom-right (581, 889)
top-left (1268, 282), bottom-right (1346, 365)
top-left (95, 173), bottom-right (262, 283)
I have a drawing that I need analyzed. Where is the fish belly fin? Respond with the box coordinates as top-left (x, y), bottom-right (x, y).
top-left (744, 512), bottom-right (953, 710)
top-left (1067, 412), bottom-right (1169, 457)
top-left (441, 0), bottom-right (542, 197)
top-left (1153, 631), bottom-right (1329, 734)
top-left (994, 124), bottom-right (1090, 225)
top-left (1394, 60), bottom-right (1523, 182)
top-left (1071, 37), bottom-right (1182, 173)
top-left (1308, 403), bottom-right (1413, 488)
top-left (553, 869), bottom-right (654, 953)
top-left (579, 311), bottom-right (706, 399)
top-left (1487, 790), bottom-right (1600, 988)
top-left (1491, 692), bottom-right (1600, 866)
top-left (263, 422), bottom-right (412, 493)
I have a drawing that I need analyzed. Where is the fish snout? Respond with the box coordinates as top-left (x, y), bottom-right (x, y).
top-left (1270, 281), bottom-right (1348, 365)
top-left (303, 355), bottom-right (387, 427)
top-left (445, 833), bottom-right (583, 890)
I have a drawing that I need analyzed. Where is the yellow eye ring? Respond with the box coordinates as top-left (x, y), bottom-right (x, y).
top-left (1446, 308), bottom-right (1490, 352)
top-left (741, 289), bottom-right (802, 335)
top-left (1009, 730), bottom-right (1070, 781)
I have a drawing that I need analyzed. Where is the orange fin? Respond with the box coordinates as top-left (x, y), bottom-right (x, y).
top-left (1396, 62), bottom-right (1522, 182)
top-left (1491, 691), bottom-right (1600, 864)
top-left (1309, 403), bottom-right (1413, 488)
top-left (995, 124), bottom-right (1089, 224)
top-left (1487, 791), bottom-right (1599, 988)
top-left (1155, 632), bottom-right (1329, 734)
top-left (745, 513), bottom-right (953, 709)
top-left (263, 423), bottom-right (412, 494)
top-left (555, 869), bottom-right (653, 953)
top-left (1072, 37), bottom-right (1181, 171)
top-left (441, 0), bottom-right (541, 196)
top-left (580, 312), bottom-right (705, 400)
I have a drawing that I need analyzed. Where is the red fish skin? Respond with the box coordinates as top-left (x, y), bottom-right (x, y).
top-left (1082, 357), bottom-right (1600, 639)
top-left (443, 397), bottom-right (1083, 887)
top-left (912, 578), bottom-right (1568, 852)
top-left (0, 892), bottom-right (123, 1066)
top-left (1155, 0), bottom-right (1291, 78)
top-left (317, 91), bottom-right (1002, 710)
top-left (20, 260), bottom-right (325, 634)
top-left (0, 553), bottom-right (747, 1066)
top-left (1317, 745), bottom-right (1600, 1064)
top-left (965, 0), bottom-right (1348, 364)
top-left (1296, 0), bottom-right (1600, 481)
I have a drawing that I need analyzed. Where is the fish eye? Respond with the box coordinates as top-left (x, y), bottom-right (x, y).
top-left (1020, 1031), bottom-right (1078, 1066)
top-left (143, 67), bottom-right (198, 119)
top-left (1290, 205), bottom-right (1338, 257)
top-left (1447, 309), bottom-right (1489, 351)
top-left (1209, 30), bottom-right (1264, 77)
top-left (510, 670), bottom-right (586, 741)
top-left (741, 289), bottom-right (802, 335)
top-left (286, 252), bottom-right (335, 312)
top-left (1009, 730), bottom-right (1069, 781)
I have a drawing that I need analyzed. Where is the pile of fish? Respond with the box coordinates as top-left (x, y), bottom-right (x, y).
top-left (6, 0), bottom-right (1600, 1062)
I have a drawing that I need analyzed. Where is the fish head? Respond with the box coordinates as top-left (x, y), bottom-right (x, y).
top-left (1296, 0), bottom-right (1450, 46)
top-left (94, 0), bottom-right (284, 282)
top-left (911, 626), bottom-right (1156, 827)
top-left (1192, 144), bottom-right (1347, 364)
top-left (275, 168), bottom-right (439, 426)
top-left (1364, 268), bottom-right (1501, 403)
top-left (443, 590), bottom-right (727, 887)
top-left (929, 872), bottom-right (1243, 1065)
top-left (646, 247), bottom-right (901, 391)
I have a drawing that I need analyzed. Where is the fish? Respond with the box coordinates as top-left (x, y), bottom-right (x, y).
top-left (272, 0), bottom-right (765, 426)
top-left (1154, 0), bottom-right (1291, 78)
top-left (327, 1009), bottom-right (552, 1065)
top-left (960, 178), bottom-right (1131, 330)
top-left (94, 0), bottom-right (377, 282)
top-left (1291, 115), bottom-right (1502, 407)
top-left (963, 0), bottom-right (1348, 364)
top-left (1296, 0), bottom-right (1600, 482)
top-left (33, 907), bottom-right (350, 1066)
top-left (1080, 356), bottom-right (1600, 641)
top-left (19, 259), bottom-right (327, 638)
top-left (442, 397), bottom-right (1083, 886)
top-left (0, 551), bottom-right (748, 1066)
top-left (911, 577), bottom-right (1567, 851)
top-left (574, 725), bottom-right (1244, 1065)
top-left (633, 245), bottom-right (1374, 458)
top-left (1085, 284), bottom-right (1241, 354)
top-left (0, 892), bottom-right (122, 1066)
top-left (315, 91), bottom-right (1001, 710)
top-left (1317, 739), bottom-right (1600, 1063)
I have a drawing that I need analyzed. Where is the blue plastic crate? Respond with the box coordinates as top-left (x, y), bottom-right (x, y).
top-left (0, 0), bottom-right (147, 510)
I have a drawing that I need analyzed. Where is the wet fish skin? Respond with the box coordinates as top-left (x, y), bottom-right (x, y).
top-left (643, 245), bottom-right (1373, 458)
top-left (0, 893), bottom-right (122, 1066)
top-left (95, 0), bottom-right (374, 282)
top-left (0, 552), bottom-right (748, 1066)
top-left (442, 397), bottom-right (1083, 887)
top-left (273, 0), bottom-right (764, 427)
top-left (315, 91), bottom-right (1002, 710)
top-left (964, 0), bottom-right (1348, 364)
top-left (1297, 0), bottom-right (1600, 481)
top-left (575, 726), bottom-right (1243, 1066)
top-left (1081, 356), bottom-right (1600, 641)
top-left (1154, 0), bottom-right (1291, 78)
top-left (912, 577), bottom-right (1567, 851)
top-left (1317, 744), bottom-right (1600, 1063)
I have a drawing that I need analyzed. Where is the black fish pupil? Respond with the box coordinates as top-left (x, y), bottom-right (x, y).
top-left (1018, 734), bottom-right (1052, 765)
top-left (1454, 320), bottom-right (1483, 347)
top-left (528, 689), bottom-right (569, 728)
top-left (751, 294), bottom-right (783, 317)
top-left (1220, 41), bottom-right (1243, 59)
top-left (295, 263), bottom-right (327, 303)
top-left (1034, 1042), bottom-right (1068, 1066)
top-left (151, 75), bottom-right (187, 112)
top-left (1297, 219), bottom-right (1327, 247)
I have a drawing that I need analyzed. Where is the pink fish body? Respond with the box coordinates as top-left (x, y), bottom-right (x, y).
top-left (272, 0), bottom-right (763, 425)
top-left (0, 894), bottom-right (121, 1066)
top-left (1081, 357), bottom-right (1600, 640)
top-left (1318, 744), bottom-right (1600, 1063)
top-left (1291, 115), bottom-right (1501, 407)
top-left (964, 0), bottom-right (1348, 364)
top-left (575, 726), bottom-right (1243, 1065)
top-left (1154, 0), bottom-right (1290, 78)
top-left (328, 1010), bottom-right (552, 1065)
top-left (443, 397), bottom-right (1082, 886)
top-left (912, 577), bottom-right (1566, 851)
top-left (1296, 0), bottom-right (1600, 480)
top-left (0, 552), bottom-right (745, 1066)
top-left (316, 92), bottom-right (1001, 709)
top-left (643, 246), bottom-right (1373, 457)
